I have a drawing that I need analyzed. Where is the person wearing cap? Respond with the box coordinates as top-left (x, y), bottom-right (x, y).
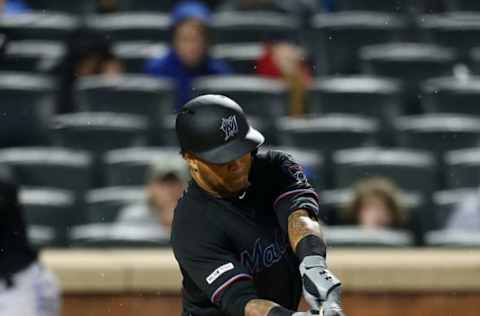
top-left (116, 159), bottom-right (189, 241)
top-left (171, 94), bottom-right (346, 316)
top-left (144, 0), bottom-right (232, 112)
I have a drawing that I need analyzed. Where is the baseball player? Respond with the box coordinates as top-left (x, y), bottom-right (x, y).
top-left (171, 95), bottom-right (346, 316)
top-left (0, 165), bottom-right (60, 316)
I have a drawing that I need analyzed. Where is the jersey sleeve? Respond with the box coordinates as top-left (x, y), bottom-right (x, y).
top-left (269, 150), bottom-right (320, 232)
top-left (171, 214), bottom-right (257, 315)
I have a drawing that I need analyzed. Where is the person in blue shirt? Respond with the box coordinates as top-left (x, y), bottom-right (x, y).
top-left (144, 1), bottom-right (232, 112)
top-left (0, 0), bottom-right (31, 15)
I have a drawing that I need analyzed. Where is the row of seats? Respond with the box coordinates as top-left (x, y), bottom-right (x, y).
top-left (3, 146), bottom-right (480, 195)
top-left (21, 184), bottom-right (479, 248)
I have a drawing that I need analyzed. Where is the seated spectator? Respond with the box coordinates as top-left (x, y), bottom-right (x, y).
top-left (344, 177), bottom-right (406, 229)
top-left (0, 0), bottom-right (31, 15)
top-left (446, 190), bottom-right (480, 231)
top-left (116, 159), bottom-right (189, 240)
top-left (256, 40), bottom-right (312, 116)
top-left (144, 1), bottom-right (232, 112)
top-left (53, 28), bottom-right (123, 113)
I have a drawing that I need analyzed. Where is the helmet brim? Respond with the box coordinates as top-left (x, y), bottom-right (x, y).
top-left (194, 127), bottom-right (265, 164)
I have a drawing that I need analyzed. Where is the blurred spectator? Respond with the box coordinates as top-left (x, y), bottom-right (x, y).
top-left (53, 28), bottom-right (123, 113)
top-left (219, 0), bottom-right (320, 19)
top-left (256, 40), bottom-right (312, 116)
top-left (96, 0), bottom-right (119, 14)
top-left (344, 177), bottom-right (406, 229)
top-left (144, 0), bottom-right (232, 111)
top-left (0, 164), bottom-right (60, 316)
top-left (116, 159), bottom-right (189, 240)
top-left (0, 0), bottom-right (31, 15)
top-left (446, 190), bottom-right (480, 231)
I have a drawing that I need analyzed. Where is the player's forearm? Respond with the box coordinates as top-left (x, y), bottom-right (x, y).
top-left (287, 209), bottom-right (325, 255)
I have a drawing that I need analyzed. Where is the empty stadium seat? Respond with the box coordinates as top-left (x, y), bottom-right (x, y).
top-left (104, 147), bottom-right (183, 186)
top-left (260, 146), bottom-right (325, 190)
top-left (326, 226), bottom-right (414, 247)
top-left (69, 223), bottom-right (170, 248)
top-left (0, 72), bottom-right (55, 147)
top-left (333, 147), bottom-right (437, 194)
top-left (211, 43), bottom-right (264, 74)
top-left (119, 0), bottom-right (176, 12)
top-left (0, 147), bottom-right (92, 193)
top-left (432, 188), bottom-right (476, 229)
top-left (308, 76), bottom-right (403, 143)
top-left (420, 13), bottom-right (480, 60)
top-left (0, 12), bottom-right (79, 41)
top-left (277, 114), bottom-right (379, 152)
top-left (445, 148), bottom-right (480, 189)
top-left (86, 13), bottom-right (169, 42)
top-left (471, 47), bottom-right (480, 75)
top-left (310, 12), bottom-right (407, 74)
top-left (113, 41), bottom-right (167, 73)
top-left (28, 225), bottom-right (56, 249)
top-left (448, 0), bottom-right (480, 11)
top-left (75, 75), bottom-right (175, 119)
top-left (426, 229), bottom-right (480, 247)
top-left (360, 43), bottom-right (456, 110)
top-left (85, 186), bottom-right (145, 223)
top-left (20, 188), bottom-right (76, 246)
top-left (422, 77), bottom-right (480, 115)
top-left (1, 40), bottom-right (64, 73)
top-left (31, 0), bottom-right (97, 14)
top-left (395, 114), bottom-right (480, 155)
top-left (334, 0), bottom-right (413, 12)
top-left (51, 112), bottom-right (148, 155)
top-left (213, 12), bottom-right (299, 44)
top-left (193, 76), bottom-right (288, 118)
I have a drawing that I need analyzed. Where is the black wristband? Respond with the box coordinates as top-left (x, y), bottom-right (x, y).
top-left (268, 306), bottom-right (295, 316)
top-left (295, 234), bottom-right (327, 262)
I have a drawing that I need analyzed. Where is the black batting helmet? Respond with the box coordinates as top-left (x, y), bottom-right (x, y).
top-left (175, 94), bottom-right (265, 164)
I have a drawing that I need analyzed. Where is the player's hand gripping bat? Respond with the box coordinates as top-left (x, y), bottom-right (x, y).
top-left (299, 256), bottom-right (346, 316)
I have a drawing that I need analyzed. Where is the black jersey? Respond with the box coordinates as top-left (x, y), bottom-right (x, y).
top-left (0, 176), bottom-right (37, 277)
top-left (171, 150), bottom-right (320, 316)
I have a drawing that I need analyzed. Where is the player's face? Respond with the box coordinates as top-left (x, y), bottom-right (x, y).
top-left (189, 153), bottom-right (253, 197)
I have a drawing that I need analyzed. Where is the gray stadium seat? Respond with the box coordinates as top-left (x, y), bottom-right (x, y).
top-left (360, 43), bottom-right (456, 109)
top-left (27, 225), bottom-right (56, 249)
top-left (333, 147), bottom-right (437, 194)
top-left (0, 72), bottom-right (55, 147)
top-left (85, 186), bottom-right (145, 223)
top-left (277, 114), bottom-right (379, 152)
top-left (51, 112), bottom-right (148, 155)
top-left (422, 77), bottom-right (480, 115)
top-left (213, 12), bottom-right (299, 44)
top-left (0, 147), bottom-right (92, 193)
top-left (113, 41), bottom-right (167, 73)
top-left (395, 114), bottom-right (480, 155)
top-left (426, 229), bottom-right (480, 247)
top-left (0, 12), bottom-right (79, 41)
top-left (420, 13), bottom-right (480, 60)
top-left (193, 76), bottom-right (288, 118)
top-left (445, 148), bottom-right (480, 189)
top-left (325, 226), bottom-right (413, 247)
top-left (471, 47), bottom-right (480, 75)
top-left (20, 188), bottom-right (76, 246)
top-left (75, 75), bottom-right (175, 120)
top-left (308, 76), bottom-right (403, 143)
top-left (212, 43), bottom-right (264, 74)
top-left (333, 0), bottom-right (413, 12)
top-left (260, 146), bottom-right (325, 191)
top-left (86, 13), bottom-right (169, 42)
top-left (1, 40), bottom-right (65, 73)
top-left (310, 12), bottom-right (407, 74)
top-left (119, 0), bottom-right (176, 12)
top-left (104, 147), bottom-right (183, 186)
top-left (31, 0), bottom-right (97, 15)
top-left (69, 223), bottom-right (170, 248)
top-left (432, 188), bottom-right (476, 229)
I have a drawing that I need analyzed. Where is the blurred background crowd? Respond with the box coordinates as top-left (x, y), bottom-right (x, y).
top-left (1, 0), bottom-right (480, 251)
